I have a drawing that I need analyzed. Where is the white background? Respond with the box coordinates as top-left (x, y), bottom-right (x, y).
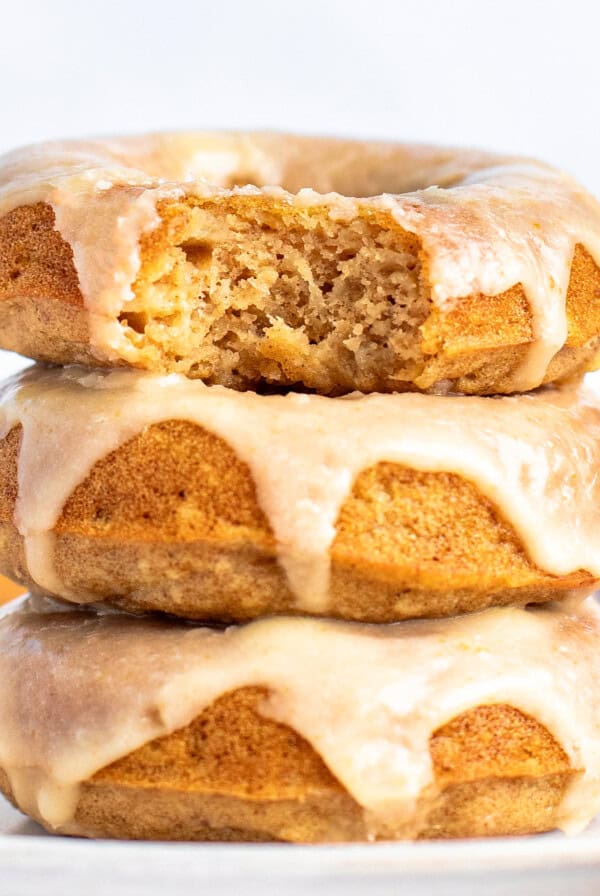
top-left (0, 0), bottom-right (598, 375)
top-left (0, 0), bottom-right (598, 190)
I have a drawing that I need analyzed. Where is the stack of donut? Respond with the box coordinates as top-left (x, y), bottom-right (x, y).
top-left (0, 133), bottom-right (600, 841)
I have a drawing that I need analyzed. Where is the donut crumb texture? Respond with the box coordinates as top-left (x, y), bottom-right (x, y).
top-left (127, 197), bottom-right (425, 393)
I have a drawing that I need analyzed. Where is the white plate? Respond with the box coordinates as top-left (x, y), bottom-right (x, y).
top-left (1, 797), bottom-right (600, 896)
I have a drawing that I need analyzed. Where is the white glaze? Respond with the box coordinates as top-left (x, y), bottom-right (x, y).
top-left (2, 366), bottom-right (600, 610)
top-left (0, 596), bottom-right (599, 837)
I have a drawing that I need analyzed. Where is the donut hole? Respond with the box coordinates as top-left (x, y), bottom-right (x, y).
top-left (224, 171), bottom-right (262, 190)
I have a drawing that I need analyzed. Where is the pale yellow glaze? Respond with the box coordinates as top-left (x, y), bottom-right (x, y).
top-left (2, 366), bottom-right (600, 610)
top-left (0, 595), bottom-right (599, 836)
top-left (1, 133), bottom-right (600, 389)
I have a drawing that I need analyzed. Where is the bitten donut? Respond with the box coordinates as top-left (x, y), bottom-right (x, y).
top-left (0, 365), bottom-right (599, 622)
top-left (1, 133), bottom-right (600, 395)
top-left (0, 597), bottom-right (599, 841)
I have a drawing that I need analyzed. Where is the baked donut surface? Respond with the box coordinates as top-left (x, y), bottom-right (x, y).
top-left (1, 598), bottom-right (598, 842)
top-left (0, 422), bottom-right (593, 621)
top-left (0, 694), bottom-right (573, 842)
top-left (1, 133), bottom-right (600, 395)
top-left (1, 366), bottom-right (600, 621)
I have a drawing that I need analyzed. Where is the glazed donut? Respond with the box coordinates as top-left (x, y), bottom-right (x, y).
top-left (1, 133), bottom-right (600, 395)
top-left (0, 365), bottom-right (599, 621)
top-left (0, 596), bottom-right (599, 841)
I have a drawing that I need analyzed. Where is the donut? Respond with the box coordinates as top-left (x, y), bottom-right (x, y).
top-left (0, 365), bottom-right (599, 621)
top-left (1, 133), bottom-right (600, 395)
top-left (0, 596), bottom-right (598, 841)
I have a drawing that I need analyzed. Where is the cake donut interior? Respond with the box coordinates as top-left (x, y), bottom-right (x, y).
top-left (0, 132), bottom-right (599, 843)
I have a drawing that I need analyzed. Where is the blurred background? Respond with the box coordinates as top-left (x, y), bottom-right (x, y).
top-left (0, 0), bottom-right (598, 600)
top-left (1, 0), bottom-right (598, 190)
